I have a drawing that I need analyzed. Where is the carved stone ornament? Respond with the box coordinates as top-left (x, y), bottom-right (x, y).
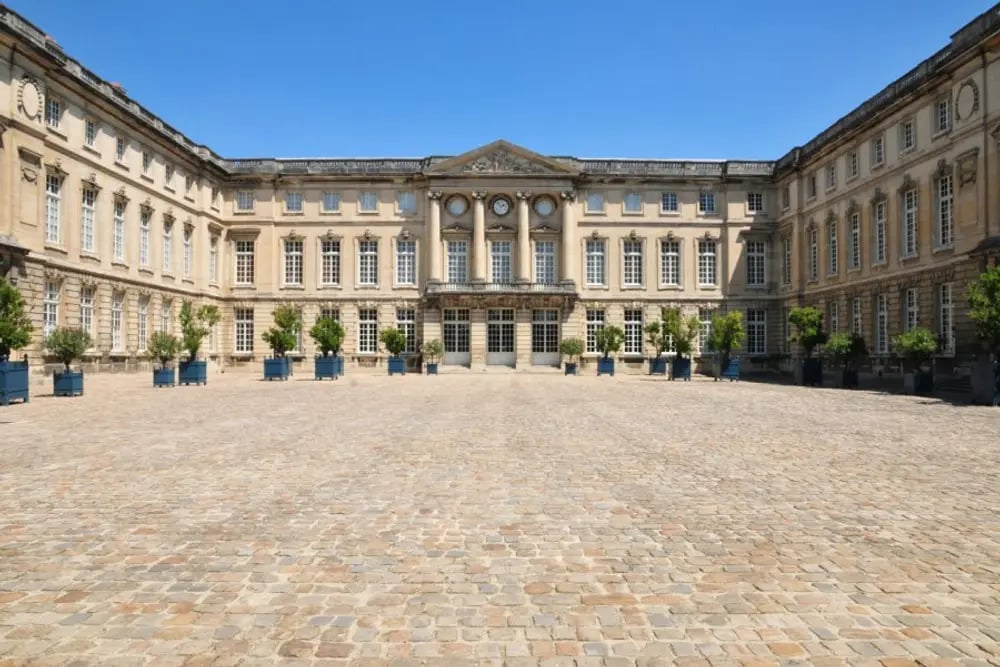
top-left (462, 150), bottom-right (549, 175)
top-left (471, 191), bottom-right (487, 201)
top-left (140, 199), bottom-right (154, 214)
top-left (935, 158), bottom-right (952, 178)
top-left (20, 166), bottom-right (37, 183)
top-left (897, 173), bottom-right (915, 193)
top-left (79, 277), bottom-right (98, 289)
top-left (515, 191), bottom-right (531, 201)
top-left (400, 229), bottom-right (411, 240)
top-left (325, 229), bottom-right (338, 239)
top-left (45, 159), bottom-right (67, 177)
top-left (487, 224), bottom-right (512, 233)
top-left (806, 218), bottom-right (817, 231)
top-left (362, 228), bottom-right (374, 240)
top-left (825, 210), bottom-right (836, 224)
top-left (955, 78), bottom-right (980, 122)
top-left (113, 187), bottom-right (130, 204)
top-left (43, 268), bottom-right (63, 281)
top-left (560, 191), bottom-right (577, 202)
top-left (871, 187), bottom-right (886, 204)
top-left (17, 76), bottom-right (43, 121)
top-left (82, 172), bottom-right (101, 190)
top-left (591, 230), bottom-right (601, 239)
top-left (287, 229), bottom-right (299, 239)
top-left (426, 190), bottom-right (442, 201)
top-left (956, 147), bottom-right (979, 188)
top-left (846, 199), bottom-right (859, 215)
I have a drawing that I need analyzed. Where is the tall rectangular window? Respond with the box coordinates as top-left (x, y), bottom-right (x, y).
top-left (807, 173), bottom-right (817, 199)
top-left (45, 174), bottom-right (61, 244)
top-left (825, 163), bottom-right (837, 190)
top-left (139, 209), bottom-right (151, 266)
top-left (874, 200), bottom-right (887, 263)
top-left (808, 227), bottom-right (819, 280)
top-left (320, 308), bottom-right (340, 322)
top-left (623, 192), bottom-right (642, 213)
top-left (84, 119), bottom-right (97, 147)
top-left (443, 309), bottom-right (470, 356)
top-left (235, 190), bottom-right (254, 212)
top-left (622, 240), bottom-right (643, 287)
top-left (875, 294), bottom-right (888, 354)
top-left (234, 308), bottom-right (254, 353)
top-left (699, 308), bottom-right (714, 354)
top-left (79, 286), bottom-right (94, 339)
top-left (782, 236), bottom-right (792, 285)
top-left (359, 191), bottom-right (378, 212)
top-left (624, 309), bottom-right (643, 355)
top-left (746, 310), bottom-right (766, 355)
top-left (585, 309), bottom-right (605, 353)
top-left (45, 97), bottom-right (61, 128)
top-left (585, 239), bottom-right (606, 286)
top-left (285, 192), bottom-right (303, 213)
top-left (161, 299), bottom-right (172, 333)
top-left (852, 298), bottom-right (863, 336)
top-left (209, 235), bottom-right (219, 282)
top-left (358, 308), bottom-right (378, 353)
top-left (660, 239), bottom-right (680, 286)
top-left (934, 98), bottom-right (951, 134)
top-left (939, 283), bottom-right (954, 353)
top-left (162, 220), bottom-right (173, 272)
top-left (43, 281), bottom-right (59, 336)
top-left (321, 239), bottom-right (341, 285)
top-left (697, 239), bottom-right (717, 286)
top-left (138, 297), bottom-right (149, 352)
top-left (901, 119), bottom-right (915, 152)
top-left (396, 191), bottom-right (416, 214)
top-left (396, 239), bottom-right (416, 285)
top-left (660, 192), bottom-right (678, 213)
top-left (111, 291), bottom-right (124, 352)
top-left (902, 189), bottom-right (918, 257)
top-left (747, 192), bottom-right (764, 213)
top-left (937, 174), bottom-right (953, 248)
top-left (396, 308), bottom-right (416, 353)
top-left (164, 164), bottom-right (174, 189)
top-left (358, 240), bottom-right (378, 285)
top-left (849, 212), bottom-right (861, 269)
top-left (491, 240), bottom-right (512, 283)
top-left (828, 222), bottom-right (838, 275)
top-left (142, 150), bottom-right (152, 175)
top-left (284, 239), bottom-right (303, 285)
top-left (113, 200), bottom-right (126, 262)
top-left (116, 135), bottom-right (127, 162)
top-left (585, 192), bottom-right (604, 213)
top-left (81, 188), bottom-right (97, 253)
top-left (847, 152), bottom-right (859, 179)
top-left (746, 240), bottom-right (765, 286)
top-left (871, 135), bottom-right (885, 167)
top-left (535, 241), bottom-right (555, 284)
top-left (781, 186), bottom-right (790, 210)
top-left (698, 192), bottom-right (715, 214)
top-left (828, 300), bottom-right (839, 333)
top-left (322, 192), bottom-right (341, 213)
top-left (447, 240), bottom-right (468, 283)
top-left (905, 287), bottom-right (919, 331)
top-left (183, 228), bottom-right (193, 278)
top-left (235, 240), bottom-right (255, 285)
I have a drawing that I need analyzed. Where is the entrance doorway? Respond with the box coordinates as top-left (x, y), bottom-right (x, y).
top-left (531, 309), bottom-right (560, 366)
top-left (486, 308), bottom-right (515, 366)
top-left (443, 308), bottom-right (471, 366)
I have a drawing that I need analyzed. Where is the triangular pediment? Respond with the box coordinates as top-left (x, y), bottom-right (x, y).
top-left (426, 139), bottom-right (578, 177)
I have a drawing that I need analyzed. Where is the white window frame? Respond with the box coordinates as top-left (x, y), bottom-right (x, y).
top-left (699, 308), bottom-right (714, 355)
top-left (622, 239), bottom-right (643, 287)
top-left (234, 308), bottom-right (254, 353)
top-left (45, 173), bottom-right (62, 244)
top-left (396, 308), bottom-right (417, 354)
top-left (698, 191), bottom-right (716, 215)
top-left (357, 308), bottom-right (378, 354)
top-left (491, 240), bottom-right (513, 283)
top-left (806, 174), bottom-right (817, 199)
top-left (322, 191), bottom-right (341, 213)
top-left (697, 239), bottom-right (717, 287)
top-left (875, 294), bottom-right (888, 355)
top-left (747, 192), bottom-right (764, 214)
top-left (847, 151), bottom-right (859, 180)
top-left (902, 188), bottom-right (918, 258)
top-left (939, 283), bottom-right (954, 354)
top-left (113, 199), bottom-right (126, 262)
top-left (585, 192), bottom-right (605, 214)
top-left (782, 236), bottom-right (792, 285)
top-left (396, 191), bottom-right (417, 215)
top-left (44, 97), bottom-right (61, 129)
top-left (161, 299), bottom-right (172, 333)
top-left (874, 200), bottom-right (887, 264)
top-left (358, 239), bottom-right (379, 286)
top-left (138, 297), bottom-right (149, 352)
top-left (234, 239), bottom-right (255, 286)
top-left (235, 190), bottom-right (254, 213)
top-left (209, 235), bottom-right (219, 283)
top-left (447, 240), bottom-right (469, 284)
top-left (320, 238), bottom-right (341, 286)
top-left (585, 239), bottom-right (606, 287)
top-left (139, 209), bottom-right (151, 267)
top-left (534, 240), bottom-right (556, 284)
top-left (852, 298), bottom-right (863, 336)
top-left (81, 188), bottom-right (97, 254)
top-left (162, 219), bottom-right (173, 273)
top-left (849, 212), bottom-right (861, 270)
top-left (934, 97), bottom-right (951, 135)
top-left (43, 281), bottom-right (59, 337)
top-left (825, 162), bottom-right (837, 191)
top-left (905, 287), bottom-right (919, 331)
top-left (781, 186), bottom-right (790, 210)
top-left (142, 150), bottom-right (152, 176)
top-left (79, 286), bottom-right (94, 340)
top-left (283, 238), bottom-right (304, 286)
top-left (585, 309), bottom-right (605, 354)
top-left (164, 164), bottom-right (174, 189)
top-left (285, 192), bottom-right (303, 213)
top-left (746, 309), bottom-right (766, 355)
top-left (827, 220), bottom-right (839, 275)
top-left (660, 192), bottom-right (678, 213)
top-left (358, 191), bottom-right (378, 213)
top-left (936, 173), bottom-right (953, 248)
top-left (660, 239), bottom-right (680, 287)
top-left (116, 135), bottom-right (127, 163)
top-left (623, 309), bottom-right (643, 356)
top-left (746, 240), bottom-right (766, 287)
top-left (84, 119), bottom-right (97, 148)
top-left (808, 227), bottom-right (819, 281)
top-left (623, 192), bottom-right (642, 214)
top-left (828, 301), bottom-right (839, 333)
top-left (871, 134), bottom-right (885, 167)
top-left (396, 239), bottom-right (417, 286)
top-left (111, 291), bottom-right (124, 352)
top-left (183, 227), bottom-right (193, 278)
top-left (900, 119), bottom-right (916, 153)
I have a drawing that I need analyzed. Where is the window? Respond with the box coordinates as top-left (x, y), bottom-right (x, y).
top-left (209, 235), bottom-right (219, 282)
top-left (782, 236), bottom-right (792, 285)
top-left (939, 283), bottom-right (954, 353)
top-left (747, 192), bottom-right (764, 214)
top-left (746, 240), bottom-right (765, 287)
top-left (807, 173), bottom-right (817, 199)
top-left (698, 192), bottom-right (715, 214)
top-left (138, 297), bottom-right (149, 352)
top-left (111, 291), bottom-right (124, 352)
top-left (585, 310), bottom-right (605, 353)
top-left (284, 239), bottom-right (303, 285)
top-left (162, 220), bottom-right (173, 272)
top-left (904, 287), bottom-right (919, 331)
top-left (285, 192), bottom-right (303, 213)
top-left (321, 239), bottom-right (341, 285)
top-left (532, 310), bottom-right (559, 355)
top-left (81, 188), bottom-right (97, 254)
top-left (825, 163), bottom-right (837, 191)
top-left (828, 301), bottom-right (839, 333)
top-left (45, 174), bottom-right (61, 244)
top-left (585, 192), bottom-right (604, 213)
top-left (447, 240), bottom-right (468, 283)
top-left (235, 190), bottom-right (254, 212)
top-left (359, 191), bottom-right (378, 212)
top-left (535, 241), bottom-right (555, 284)
top-left (491, 240), bottom-right (512, 283)
top-left (142, 150), bottom-right (152, 175)
top-left (235, 240), bottom-right (255, 285)
top-left (185, 175), bottom-right (194, 197)
top-left (211, 187), bottom-right (221, 209)
top-left (900, 119), bottom-right (915, 152)
top-left (849, 212), bottom-right (861, 269)
top-left (84, 119), bottom-right (97, 147)
top-left (322, 192), bottom-right (341, 213)
top-left (396, 191), bottom-right (416, 214)
top-left (164, 164), bottom-right (174, 188)
top-left (44, 97), bottom-right (61, 128)
top-left (161, 299), bottom-right (172, 333)
top-left (937, 174), bottom-right (953, 248)
top-left (852, 298), bottom-right (863, 336)
top-left (699, 308), bottom-right (714, 354)
top-left (139, 209), bottom-right (151, 266)
top-left (624, 309), bottom-right (643, 355)
top-left (871, 135), bottom-right (885, 167)
top-left (847, 151), bottom-right (859, 180)
top-left (115, 136), bottom-right (127, 163)
top-left (43, 281), bottom-right (59, 337)
top-left (585, 239), bottom-right (606, 286)
top-left (235, 308), bottom-right (254, 353)
top-left (875, 294), bottom-right (888, 354)
top-left (661, 192), bottom-right (678, 213)
top-left (902, 188), bottom-right (918, 257)
top-left (358, 309), bottom-right (378, 354)
top-left (396, 239), bottom-right (416, 285)
top-left (113, 199), bottom-right (126, 262)
top-left (746, 310), bottom-right (766, 355)
top-left (443, 309), bottom-right (470, 355)
top-left (183, 228), bottom-right (192, 278)
top-left (934, 98), bottom-right (951, 134)
top-left (622, 240), bottom-right (643, 287)
top-left (358, 239), bottom-right (378, 285)
top-left (697, 239), bottom-right (717, 286)
top-left (320, 308), bottom-right (340, 322)
top-left (624, 192), bottom-right (642, 213)
top-left (79, 287), bottom-right (94, 339)
top-left (660, 239), bottom-right (680, 286)
top-left (781, 186), bottom-right (790, 210)
top-left (808, 227), bottom-right (819, 281)
top-left (874, 200), bottom-right (887, 263)
top-left (827, 221), bottom-right (838, 275)
top-left (396, 308), bottom-right (416, 354)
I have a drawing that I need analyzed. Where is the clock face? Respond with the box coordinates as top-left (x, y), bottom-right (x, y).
top-left (533, 196), bottom-right (555, 216)
top-left (446, 196), bottom-right (468, 216)
top-left (492, 197), bottom-right (511, 216)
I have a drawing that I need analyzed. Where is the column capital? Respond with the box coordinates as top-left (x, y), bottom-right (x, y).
top-left (515, 191), bottom-right (532, 201)
top-left (427, 190), bottom-right (443, 201)
top-left (560, 190), bottom-right (577, 202)
top-left (471, 191), bottom-right (488, 201)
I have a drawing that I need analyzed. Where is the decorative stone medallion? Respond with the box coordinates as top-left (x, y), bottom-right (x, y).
top-left (955, 79), bottom-right (980, 122)
top-left (17, 77), bottom-right (43, 120)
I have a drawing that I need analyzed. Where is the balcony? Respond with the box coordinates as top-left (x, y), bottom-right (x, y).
top-left (425, 281), bottom-right (576, 295)
top-left (424, 281), bottom-right (577, 308)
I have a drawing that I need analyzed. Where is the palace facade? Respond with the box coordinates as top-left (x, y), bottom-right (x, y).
top-left (2, 4), bottom-right (1000, 374)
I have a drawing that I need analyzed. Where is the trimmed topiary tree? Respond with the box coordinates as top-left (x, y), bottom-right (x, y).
top-left (825, 332), bottom-right (867, 389)
top-left (892, 327), bottom-right (938, 395)
top-left (644, 317), bottom-right (670, 376)
top-left (559, 337), bottom-right (584, 376)
top-left (967, 264), bottom-right (1000, 404)
top-left (380, 327), bottom-right (409, 376)
top-left (46, 327), bottom-right (92, 396)
top-left (148, 330), bottom-right (182, 387)
top-left (421, 338), bottom-right (444, 375)
top-left (310, 316), bottom-right (346, 379)
top-left (789, 306), bottom-right (828, 386)
top-left (262, 304), bottom-right (300, 380)
top-left (594, 325), bottom-right (625, 376)
top-left (662, 307), bottom-right (700, 381)
top-left (178, 301), bottom-right (220, 385)
top-left (708, 311), bottom-right (745, 381)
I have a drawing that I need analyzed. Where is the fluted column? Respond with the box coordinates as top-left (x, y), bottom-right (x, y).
top-left (426, 191), bottom-right (442, 283)
top-left (516, 191), bottom-right (531, 283)
top-left (472, 191), bottom-right (487, 282)
top-left (560, 191), bottom-right (576, 285)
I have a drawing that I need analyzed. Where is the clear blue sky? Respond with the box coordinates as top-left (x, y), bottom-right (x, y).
top-left (12, 1), bottom-right (995, 160)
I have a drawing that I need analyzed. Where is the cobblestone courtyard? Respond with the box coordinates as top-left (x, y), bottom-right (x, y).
top-left (0, 371), bottom-right (998, 666)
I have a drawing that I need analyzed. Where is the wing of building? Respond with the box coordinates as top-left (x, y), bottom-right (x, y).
top-left (2, 4), bottom-right (999, 374)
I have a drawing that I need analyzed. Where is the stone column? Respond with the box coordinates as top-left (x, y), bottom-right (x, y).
top-left (472, 191), bottom-right (487, 282)
top-left (426, 191), bottom-right (442, 283)
top-left (560, 191), bottom-right (577, 285)
top-left (516, 191), bottom-right (531, 283)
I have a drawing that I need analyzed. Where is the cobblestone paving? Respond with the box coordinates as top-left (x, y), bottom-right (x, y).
top-left (1, 370), bottom-right (999, 666)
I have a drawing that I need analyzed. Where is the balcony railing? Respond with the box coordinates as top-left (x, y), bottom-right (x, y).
top-left (425, 281), bottom-right (576, 295)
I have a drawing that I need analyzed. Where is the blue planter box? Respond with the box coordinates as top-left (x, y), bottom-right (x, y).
top-left (671, 357), bottom-right (692, 381)
top-left (716, 357), bottom-right (740, 382)
top-left (387, 356), bottom-right (406, 376)
top-left (564, 362), bottom-right (578, 376)
top-left (178, 360), bottom-right (207, 386)
top-left (915, 370), bottom-right (934, 395)
top-left (802, 358), bottom-right (823, 386)
top-left (842, 368), bottom-right (859, 389)
top-left (263, 357), bottom-right (289, 381)
top-left (597, 357), bottom-right (615, 376)
top-left (425, 362), bottom-right (439, 375)
top-left (314, 355), bottom-right (343, 380)
top-left (54, 370), bottom-right (84, 396)
top-left (649, 357), bottom-right (668, 375)
top-left (153, 366), bottom-right (176, 387)
top-left (0, 361), bottom-right (29, 405)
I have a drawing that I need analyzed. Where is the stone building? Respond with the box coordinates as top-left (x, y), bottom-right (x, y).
top-left (2, 4), bottom-right (1000, 374)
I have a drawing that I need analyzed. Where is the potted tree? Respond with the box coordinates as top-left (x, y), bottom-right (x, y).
top-left (559, 337), bottom-right (584, 376)
top-left (663, 307), bottom-right (700, 381)
top-left (594, 325), bottom-right (625, 376)
top-left (708, 311), bottom-right (745, 381)
top-left (148, 330), bottom-right (181, 387)
top-left (178, 301), bottom-right (220, 386)
top-left (892, 327), bottom-right (938, 395)
top-left (47, 327), bottom-right (92, 397)
top-left (421, 339), bottom-right (443, 375)
top-left (644, 315), bottom-right (669, 376)
top-left (967, 265), bottom-right (1000, 405)
top-left (0, 277), bottom-right (33, 406)
top-left (825, 332), bottom-right (867, 389)
top-left (789, 306), bottom-right (828, 386)
top-left (380, 327), bottom-right (408, 376)
top-left (310, 315), bottom-right (346, 380)
top-left (261, 304), bottom-right (300, 381)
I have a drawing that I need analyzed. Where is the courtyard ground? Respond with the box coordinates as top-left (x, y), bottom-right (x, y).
top-left (0, 369), bottom-right (998, 666)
